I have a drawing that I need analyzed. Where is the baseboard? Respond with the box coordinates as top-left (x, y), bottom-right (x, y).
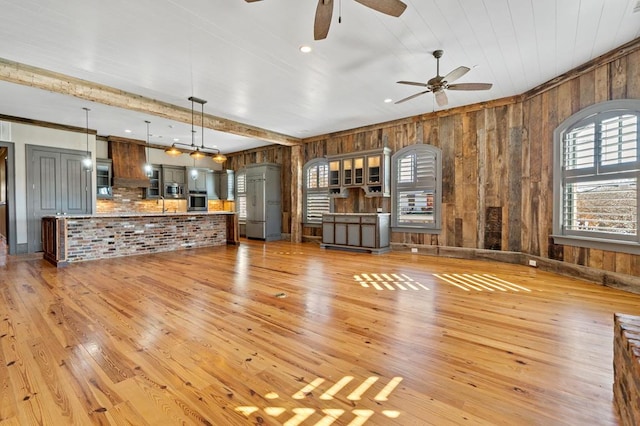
top-left (390, 243), bottom-right (640, 295)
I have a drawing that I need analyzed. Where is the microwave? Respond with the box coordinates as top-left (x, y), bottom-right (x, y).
top-left (164, 182), bottom-right (185, 198)
top-left (188, 192), bottom-right (208, 211)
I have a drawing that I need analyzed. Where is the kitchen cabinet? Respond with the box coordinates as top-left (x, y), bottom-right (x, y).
top-left (144, 165), bottom-right (162, 199)
top-left (321, 213), bottom-right (390, 254)
top-left (162, 165), bottom-right (186, 185)
top-left (245, 163), bottom-right (281, 241)
top-left (187, 168), bottom-right (208, 192)
top-left (96, 159), bottom-right (112, 198)
top-left (327, 147), bottom-right (391, 197)
top-left (206, 170), bottom-right (235, 200)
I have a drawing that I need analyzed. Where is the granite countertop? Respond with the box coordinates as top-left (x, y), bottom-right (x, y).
top-left (44, 211), bottom-right (236, 219)
top-left (322, 212), bottom-right (390, 216)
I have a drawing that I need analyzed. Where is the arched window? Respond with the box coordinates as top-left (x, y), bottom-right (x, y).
top-left (553, 99), bottom-right (640, 254)
top-left (391, 144), bottom-right (442, 232)
top-left (303, 158), bottom-right (330, 224)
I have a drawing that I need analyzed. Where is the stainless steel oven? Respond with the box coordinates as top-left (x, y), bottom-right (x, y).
top-left (164, 182), bottom-right (185, 199)
top-left (188, 192), bottom-right (208, 211)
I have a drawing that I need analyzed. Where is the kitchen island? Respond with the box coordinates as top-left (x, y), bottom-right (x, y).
top-left (42, 211), bottom-right (238, 266)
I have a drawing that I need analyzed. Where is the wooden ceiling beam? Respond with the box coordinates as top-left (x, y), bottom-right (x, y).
top-left (0, 57), bottom-right (301, 147)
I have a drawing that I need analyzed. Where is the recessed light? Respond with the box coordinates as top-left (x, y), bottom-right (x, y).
top-left (173, 138), bottom-right (180, 142)
top-left (299, 45), bottom-right (312, 53)
top-left (124, 129), bottom-right (132, 133)
top-left (384, 98), bottom-right (393, 103)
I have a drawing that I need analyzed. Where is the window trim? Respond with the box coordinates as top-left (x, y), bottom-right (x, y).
top-left (552, 99), bottom-right (640, 255)
top-left (302, 158), bottom-right (331, 226)
top-left (391, 144), bottom-right (442, 233)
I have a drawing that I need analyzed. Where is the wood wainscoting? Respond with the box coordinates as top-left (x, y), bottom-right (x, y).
top-left (1, 239), bottom-right (640, 425)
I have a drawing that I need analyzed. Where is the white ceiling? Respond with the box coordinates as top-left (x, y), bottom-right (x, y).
top-left (0, 0), bottom-right (639, 154)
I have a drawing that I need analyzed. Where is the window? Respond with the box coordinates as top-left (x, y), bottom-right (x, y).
top-left (236, 170), bottom-right (247, 223)
top-left (391, 144), bottom-right (442, 232)
top-left (303, 159), bottom-right (330, 224)
top-left (553, 100), bottom-right (640, 254)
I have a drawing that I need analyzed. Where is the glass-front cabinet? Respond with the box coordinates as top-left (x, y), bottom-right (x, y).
top-left (145, 165), bottom-right (162, 199)
top-left (96, 159), bottom-right (112, 198)
top-left (326, 147), bottom-right (391, 197)
top-left (328, 160), bottom-right (343, 196)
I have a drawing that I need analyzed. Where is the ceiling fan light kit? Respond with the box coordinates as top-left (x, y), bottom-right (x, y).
top-left (395, 49), bottom-right (493, 107)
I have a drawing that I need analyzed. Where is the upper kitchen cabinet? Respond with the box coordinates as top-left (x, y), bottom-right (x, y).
top-left (162, 165), bottom-right (186, 185)
top-left (187, 168), bottom-right (208, 192)
top-left (96, 159), bottom-right (112, 198)
top-left (144, 165), bottom-right (162, 199)
top-left (206, 170), bottom-right (235, 201)
top-left (327, 147), bottom-right (391, 197)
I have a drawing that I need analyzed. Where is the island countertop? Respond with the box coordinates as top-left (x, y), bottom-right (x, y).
top-left (43, 210), bottom-right (236, 219)
top-left (42, 211), bottom-right (239, 266)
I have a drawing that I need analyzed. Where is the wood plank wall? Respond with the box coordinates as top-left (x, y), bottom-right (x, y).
top-left (226, 39), bottom-right (640, 278)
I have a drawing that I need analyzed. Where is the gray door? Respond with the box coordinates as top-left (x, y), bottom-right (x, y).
top-left (27, 146), bottom-right (91, 252)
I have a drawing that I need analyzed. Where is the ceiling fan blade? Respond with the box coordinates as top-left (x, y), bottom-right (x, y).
top-left (435, 90), bottom-right (448, 107)
top-left (353, 0), bottom-right (407, 17)
top-left (244, 0), bottom-right (262, 2)
top-left (397, 80), bottom-right (428, 87)
top-left (447, 82), bottom-right (493, 91)
top-left (442, 66), bottom-right (470, 83)
top-left (394, 90), bottom-right (431, 104)
top-left (314, 0), bottom-right (333, 40)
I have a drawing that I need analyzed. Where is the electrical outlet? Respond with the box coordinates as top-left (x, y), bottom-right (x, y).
top-left (411, 248), bottom-right (418, 253)
top-left (528, 259), bottom-right (537, 267)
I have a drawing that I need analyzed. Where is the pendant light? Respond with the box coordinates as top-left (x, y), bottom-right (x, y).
top-left (212, 151), bottom-right (227, 164)
top-left (164, 144), bottom-right (182, 156)
top-left (82, 107), bottom-right (93, 172)
top-left (144, 120), bottom-right (153, 177)
top-left (163, 95), bottom-right (227, 163)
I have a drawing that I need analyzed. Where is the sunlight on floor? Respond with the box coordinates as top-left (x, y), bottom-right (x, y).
top-left (433, 273), bottom-right (532, 292)
top-left (234, 375), bottom-right (403, 425)
top-left (353, 273), bottom-right (430, 291)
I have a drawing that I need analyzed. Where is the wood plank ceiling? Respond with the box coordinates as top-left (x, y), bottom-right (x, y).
top-left (0, 0), bottom-right (638, 152)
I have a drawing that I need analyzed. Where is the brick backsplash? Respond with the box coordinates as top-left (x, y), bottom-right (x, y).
top-left (97, 188), bottom-right (232, 214)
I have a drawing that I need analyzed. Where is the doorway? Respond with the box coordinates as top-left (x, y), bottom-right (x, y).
top-left (0, 141), bottom-right (16, 255)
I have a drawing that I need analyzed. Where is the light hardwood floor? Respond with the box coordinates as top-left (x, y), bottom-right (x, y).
top-left (1, 239), bottom-right (639, 425)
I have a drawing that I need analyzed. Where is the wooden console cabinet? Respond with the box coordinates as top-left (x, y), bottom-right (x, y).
top-left (321, 213), bottom-right (390, 254)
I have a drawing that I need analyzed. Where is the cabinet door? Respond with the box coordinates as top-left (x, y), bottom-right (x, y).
top-left (329, 160), bottom-right (340, 187)
top-left (347, 223), bottom-right (360, 246)
top-left (206, 171), bottom-right (218, 199)
top-left (353, 157), bottom-right (364, 185)
top-left (343, 158), bottom-right (353, 186)
top-left (96, 160), bottom-right (112, 198)
top-left (174, 169), bottom-right (186, 184)
top-left (334, 223), bottom-right (347, 245)
top-left (247, 178), bottom-right (265, 222)
top-left (322, 222), bottom-right (334, 244)
top-left (361, 224), bottom-right (376, 248)
top-left (145, 166), bottom-right (161, 199)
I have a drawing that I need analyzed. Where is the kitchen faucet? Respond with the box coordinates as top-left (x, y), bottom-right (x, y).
top-left (158, 196), bottom-right (167, 213)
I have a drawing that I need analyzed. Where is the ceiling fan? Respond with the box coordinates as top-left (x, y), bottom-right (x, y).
top-left (395, 50), bottom-right (493, 107)
top-left (245, 0), bottom-right (407, 40)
